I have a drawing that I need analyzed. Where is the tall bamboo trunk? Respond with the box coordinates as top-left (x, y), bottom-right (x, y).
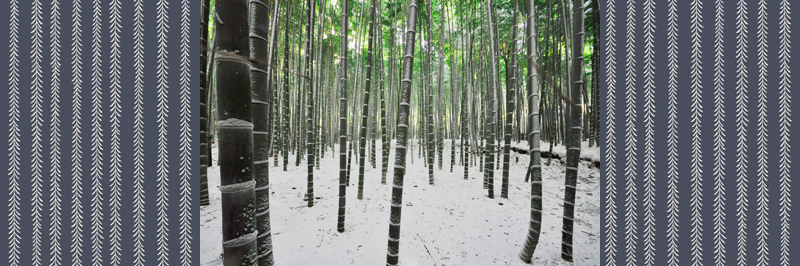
top-left (436, 9), bottom-right (445, 171)
top-left (337, 0), bottom-right (350, 232)
top-left (425, 0), bottom-right (435, 185)
top-left (561, 0), bottom-right (584, 260)
top-left (370, 90), bottom-right (377, 169)
top-left (479, 11), bottom-right (488, 179)
top-left (281, 1), bottom-right (293, 171)
top-left (215, 0), bottom-right (258, 263)
top-left (547, 0), bottom-right (557, 166)
top-left (480, 57), bottom-right (486, 178)
top-left (463, 3), bottom-right (473, 180)
top-left (484, 0), bottom-right (498, 199)
top-left (304, 0), bottom-right (316, 207)
top-left (248, 0), bottom-right (277, 263)
top-left (446, 4), bottom-right (456, 173)
top-left (377, 2), bottom-right (389, 185)
top-left (501, 0), bottom-right (519, 199)
top-left (519, 0), bottom-right (542, 261)
top-left (386, 0), bottom-right (419, 264)
top-left (313, 0), bottom-right (327, 170)
top-left (295, 19), bottom-right (306, 167)
top-left (591, 0), bottom-right (600, 146)
top-left (200, 0), bottom-right (211, 206)
top-left (384, 0), bottom-right (400, 183)
top-left (273, 68), bottom-right (281, 167)
top-left (357, 0), bottom-right (377, 200)
top-left (268, 3), bottom-right (281, 164)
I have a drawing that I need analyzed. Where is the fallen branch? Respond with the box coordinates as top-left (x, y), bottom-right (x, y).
top-left (508, 146), bottom-right (600, 168)
top-left (417, 233), bottom-right (438, 266)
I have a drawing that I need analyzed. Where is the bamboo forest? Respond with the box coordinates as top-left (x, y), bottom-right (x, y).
top-left (200, 0), bottom-right (601, 265)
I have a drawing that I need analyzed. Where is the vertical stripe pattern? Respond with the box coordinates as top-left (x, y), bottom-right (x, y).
top-left (604, 0), bottom-right (795, 264)
top-left (2, 0), bottom-right (193, 264)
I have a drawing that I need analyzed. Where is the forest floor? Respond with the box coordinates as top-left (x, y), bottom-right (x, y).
top-left (201, 140), bottom-right (600, 265)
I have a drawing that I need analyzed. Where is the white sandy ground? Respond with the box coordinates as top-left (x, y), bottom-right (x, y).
top-left (201, 140), bottom-right (600, 266)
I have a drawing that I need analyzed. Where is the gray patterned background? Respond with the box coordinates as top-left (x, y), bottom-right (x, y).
top-left (0, 0), bottom-right (196, 265)
top-left (602, 0), bottom-right (797, 265)
top-left (2, 0), bottom-right (797, 265)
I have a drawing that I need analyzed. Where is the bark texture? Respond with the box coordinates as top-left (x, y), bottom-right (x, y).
top-left (386, 0), bottom-right (419, 264)
top-left (561, 0), bottom-right (584, 260)
top-left (519, 0), bottom-right (543, 261)
top-left (215, 0), bottom-right (258, 263)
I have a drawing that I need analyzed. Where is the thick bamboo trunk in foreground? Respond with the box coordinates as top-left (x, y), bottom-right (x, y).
top-left (215, 0), bottom-right (258, 264)
top-left (248, 0), bottom-right (276, 264)
top-left (519, 0), bottom-right (542, 261)
top-left (561, 0), bottom-right (584, 260)
top-left (199, 0), bottom-right (211, 206)
top-left (386, 0), bottom-right (419, 264)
